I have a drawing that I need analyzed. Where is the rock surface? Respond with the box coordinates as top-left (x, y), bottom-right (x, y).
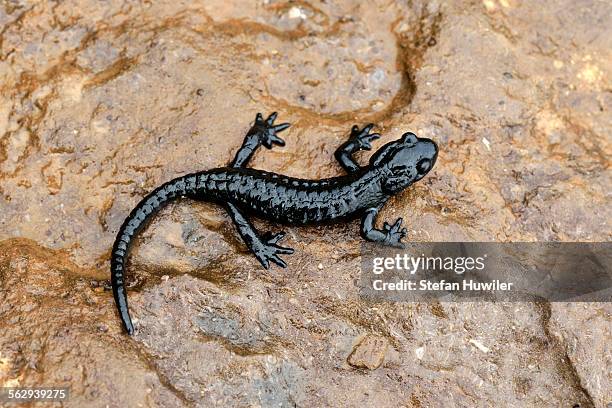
top-left (0, 0), bottom-right (610, 407)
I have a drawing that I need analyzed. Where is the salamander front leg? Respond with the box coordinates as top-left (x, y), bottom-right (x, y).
top-left (226, 202), bottom-right (294, 268)
top-left (334, 124), bottom-right (380, 173)
top-left (230, 112), bottom-right (290, 168)
top-left (360, 205), bottom-right (407, 248)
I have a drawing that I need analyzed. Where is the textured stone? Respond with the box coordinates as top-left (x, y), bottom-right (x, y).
top-left (347, 335), bottom-right (388, 370)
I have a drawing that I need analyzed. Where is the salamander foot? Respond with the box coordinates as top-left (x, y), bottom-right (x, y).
top-left (349, 123), bottom-right (380, 151)
top-left (254, 231), bottom-right (294, 269)
top-left (382, 218), bottom-right (407, 248)
top-left (252, 112), bottom-right (291, 149)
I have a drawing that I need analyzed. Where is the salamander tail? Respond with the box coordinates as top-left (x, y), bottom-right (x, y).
top-left (110, 174), bottom-right (199, 335)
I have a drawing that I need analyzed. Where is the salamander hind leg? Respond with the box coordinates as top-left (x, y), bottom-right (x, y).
top-left (226, 202), bottom-right (294, 268)
top-left (230, 112), bottom-right (291, 168)
top-left (334, 123), bottom-right (380, 173)
top-left (360, 206), bottom-right (407, 248)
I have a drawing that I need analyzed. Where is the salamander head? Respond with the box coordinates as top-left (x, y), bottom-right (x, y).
top-left (370, 132), bottom-right (438, 195)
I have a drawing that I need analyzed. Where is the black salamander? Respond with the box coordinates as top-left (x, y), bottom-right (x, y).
top-left (111, 112), bottom-right (438, 334)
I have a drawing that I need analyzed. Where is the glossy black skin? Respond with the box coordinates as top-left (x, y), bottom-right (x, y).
top-left (111, 112), bottom-right (438, 334)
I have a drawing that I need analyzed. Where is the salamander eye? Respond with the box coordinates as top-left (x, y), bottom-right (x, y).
top-left (401, 132), bottom-right (418, 145)
top-left (416, 158), bottom-right (431, 174)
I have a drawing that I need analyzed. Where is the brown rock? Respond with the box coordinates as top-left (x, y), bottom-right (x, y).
top-left (347, 335), bottom-right (388, 370)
